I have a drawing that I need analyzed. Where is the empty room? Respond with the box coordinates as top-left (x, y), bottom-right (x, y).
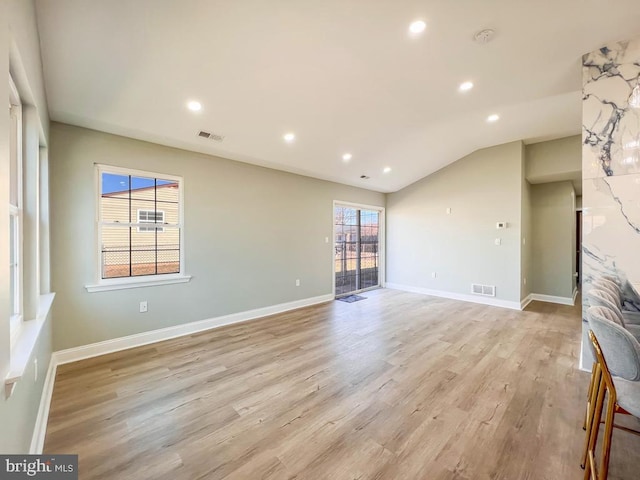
top-left (2, 1), bottom-right (640, 479)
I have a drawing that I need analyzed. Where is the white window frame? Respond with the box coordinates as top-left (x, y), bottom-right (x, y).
top-left (9, 76), bottom-right (23, 345)
top-left (137, 209), bottom-right (165, 232)
top-left (85, 164), bottom-right (190, 292)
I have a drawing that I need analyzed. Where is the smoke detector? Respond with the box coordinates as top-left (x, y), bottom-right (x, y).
top-left (474, 29), bottom-right (496, 44)
top-left (197, 130), bottom-right (225, 142)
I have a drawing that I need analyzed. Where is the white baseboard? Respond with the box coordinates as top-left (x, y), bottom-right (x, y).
top-left (54, 293), bottom-right (333, 365)
top-left (520, 294), bottom-right (533, 310)
top-left (385, 283), bottom-right (523, 310)
top-left (529, 293), bottom-right (576, 306)
top-left (29, 356), bottom-right (57, 454)
top-left (579, 340), bottom-right (588, 373)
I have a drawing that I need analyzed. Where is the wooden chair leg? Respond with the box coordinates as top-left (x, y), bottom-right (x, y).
top-left (585, 376), bottom-right (606, 480)
top-left (581, 364), bottom-right (602, 469)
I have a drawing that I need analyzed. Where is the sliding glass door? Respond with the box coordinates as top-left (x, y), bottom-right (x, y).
top-left (334, 205), bottom-right (381, 296)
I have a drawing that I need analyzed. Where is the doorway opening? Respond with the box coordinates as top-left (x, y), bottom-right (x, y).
top-left (334, 203), bottom-right (383, 297)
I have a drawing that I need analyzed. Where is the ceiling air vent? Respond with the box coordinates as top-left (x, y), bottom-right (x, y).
top-left (471, 283), bottom-right (496, 297)
top-left (197, 130), bottom-right (225, 142)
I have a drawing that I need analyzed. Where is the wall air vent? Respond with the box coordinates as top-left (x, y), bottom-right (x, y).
top-left (197, 131), bottom-right (225, 142)
top-left (471, 283), bottom-right (496, 297)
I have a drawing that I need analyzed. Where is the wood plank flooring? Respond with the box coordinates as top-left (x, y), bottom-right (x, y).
top-left (44, 289), bottom-right (640, 479)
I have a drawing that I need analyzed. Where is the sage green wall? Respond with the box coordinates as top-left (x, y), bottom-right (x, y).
top-left (521, 171), bottom-right (533, 300)
top-left (386, 141), bottom-right (524, 304)
top-left (0, 0), bottom-right (53, 453)
top-left (49, 123), bottom-right (385, 350)
top-left (530, 181), bottom-right (576, 299)
top-left (526, 135), bottom-right (581, 184)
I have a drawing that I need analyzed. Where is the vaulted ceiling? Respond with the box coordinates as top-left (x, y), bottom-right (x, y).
top-left (35, 0), bottom-right (640, 192)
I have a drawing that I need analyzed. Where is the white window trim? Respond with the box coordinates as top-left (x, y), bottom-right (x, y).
top-left (5, 73), bottom-right (56, 398)
top-left (9, 76), bottom-right (23, 347)
top-left (137, 208), bottom-right (165, 232)
top-left (5, 293), bottom-right (56, 397)
top-left (85, 164), bottom-right (190, 292)
top-left (9, 207), bottom-right (22, 345)
top-left (86, 273), bottom-right (191, 292)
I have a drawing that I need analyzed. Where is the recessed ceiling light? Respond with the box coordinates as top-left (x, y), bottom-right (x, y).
top-left (187, 100), bottom-right (202, 112)
top-left (283, 132), bottom-right (296, 143)
top-left (487, 114), bottom-right (500, 123)
top-left (409, 20), bottom-right (426, 35)
top-left (342, 153), bottom-right (352, 162)
top-left (459, 81), bottom-right (474, 92)
top-left (383, 167), bottom-right (392, 173)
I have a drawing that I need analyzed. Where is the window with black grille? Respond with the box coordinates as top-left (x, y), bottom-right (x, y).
top-left (98, 166), bottom-right (182, 279)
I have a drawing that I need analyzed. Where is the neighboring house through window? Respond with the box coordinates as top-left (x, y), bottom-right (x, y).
top-left (137, 209), bottom-right (165, 232)
top-left (97, 165), bottom-right (183, 279)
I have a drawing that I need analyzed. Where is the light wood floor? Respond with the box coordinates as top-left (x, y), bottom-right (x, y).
top-left (44, 289), bottom-right (640, 479)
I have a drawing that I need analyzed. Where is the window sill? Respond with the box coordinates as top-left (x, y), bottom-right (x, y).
top-left (5, 293), bottom-right (56, 398)
top-left (85, 274), bottom-right (192, 293)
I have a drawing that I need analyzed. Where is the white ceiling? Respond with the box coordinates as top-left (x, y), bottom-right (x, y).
top-left (35, 0), bottom-right (640, 193)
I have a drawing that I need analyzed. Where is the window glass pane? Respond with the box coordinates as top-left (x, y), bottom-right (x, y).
top-left (129, 176), bottom-right (156, 222)
top-left (131, 244), bottom-right (157, 276)
top-left (9, 106), bottom-right (20, 207)
top-left (130, 175), bottom-right (156, 194)
top-left (101, 173), bottom-right (130, 194)
top-left (158, 227), bottom-right (180, 274)
top-left (101, 225), bottom-right (131, 279)
top-left (157, 181), bottom-right (179, 204)
top-left (157, 200), bottom-right (178, 225)
top-left (157, 180), bottom-right (179, 225)
top-left (101, 173), bottom-right (130, 223)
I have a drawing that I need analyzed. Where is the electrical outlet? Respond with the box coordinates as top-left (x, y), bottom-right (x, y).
top-left (295, 279), bottom-right (301, 287)
top-left (140, 301), bottom-right (148, 313)
top-left (34, 358), bottom-right (38, 383)
top-left (523, 277), bottom-right (527, 285)
top-left (495, 238), bottom-right (501, 246)
top-left (325, 237), bottom-right (329, 243)
top-left (446, 208), bottom-right (451, 214)
top-left (432, 272), bottom-right (437, 278)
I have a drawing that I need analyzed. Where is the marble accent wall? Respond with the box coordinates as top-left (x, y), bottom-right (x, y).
top-left (582, 37), bottom-right (640, 366)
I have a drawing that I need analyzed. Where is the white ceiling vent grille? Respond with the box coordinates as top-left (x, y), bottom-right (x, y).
top-left (471, 284), bottom-right (496, 297)
top-left (197, 130), bottom-right (225, 142)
